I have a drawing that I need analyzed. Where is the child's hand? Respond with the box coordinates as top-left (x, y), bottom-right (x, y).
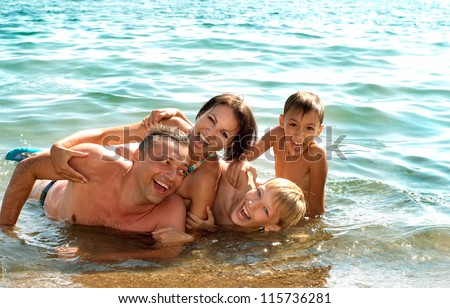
top-left (226, 160), bottom-right (257, 189)
top-left (50, 143), bottom-right (88, 183)
top-left (186, 207), bottom-right (216, 231)
top-left (142, 108), bottom-right (180, 130)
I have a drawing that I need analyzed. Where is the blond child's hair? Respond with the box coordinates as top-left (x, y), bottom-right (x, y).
top-left (264, 178), bottom-right (306, 229)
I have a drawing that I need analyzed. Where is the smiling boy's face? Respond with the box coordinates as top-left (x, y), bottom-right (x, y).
top-left (230, 183), bottom-right (281, 231)
top-left (279, 109), bottom-right (323, 156)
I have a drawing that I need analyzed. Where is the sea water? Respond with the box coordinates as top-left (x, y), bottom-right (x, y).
top-left (0, 0), bottom-right (449, 287)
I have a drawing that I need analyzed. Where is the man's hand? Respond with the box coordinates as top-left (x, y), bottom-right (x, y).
top-left (56, 245), bottom-right (80, 259)
top-left (152, 227), bottom-right (194, 246)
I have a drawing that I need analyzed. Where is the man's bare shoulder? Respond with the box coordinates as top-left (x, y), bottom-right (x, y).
top-left (68, 143), bottom-right (128, 179)
top-left (159, 193), bottom-right (184, 208)
top-left (154, 194), bottom-right (186, 221)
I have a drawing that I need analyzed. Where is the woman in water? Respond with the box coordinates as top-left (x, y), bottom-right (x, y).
top-left (50, 93), bottom-right (257, 221)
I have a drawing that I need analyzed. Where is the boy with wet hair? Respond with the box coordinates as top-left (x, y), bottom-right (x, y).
top-left (187, 161), bottom-right (306, 232)
top-left (227, 91), bottom-right (327, 217)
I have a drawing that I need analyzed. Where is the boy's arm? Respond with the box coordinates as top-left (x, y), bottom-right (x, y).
top-left (186, 207), bottom-right (216, 231)
top-left (244, 126), bottom-right (280, 161)
top-left (227, 126), bottom-right (281, 188)
top-left (226, 160), bottom-right (258, 189)
top-left (306, 146), bottom-right (328, 216)
top-left (0, 152), bottom-right (62, 225)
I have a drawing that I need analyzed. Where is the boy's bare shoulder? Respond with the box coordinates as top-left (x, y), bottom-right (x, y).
top-left (264, 125), bottom-right (284, 149)
top-left (309, 142), bottom-right (326, 155)
top-left (271, 125), bottom-right (284, 137)
top-left (305, 142), bottom-right (327, 165)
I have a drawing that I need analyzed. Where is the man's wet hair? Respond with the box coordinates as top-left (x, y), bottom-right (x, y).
top-left (138, 124), bottom-right (189, 160)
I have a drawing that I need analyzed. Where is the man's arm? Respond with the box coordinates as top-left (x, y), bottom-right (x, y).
top-left (0, 152), bottom-right (61, 225)
top-left (57, 242), bottom-right (186, 261)
top-left (151, 194), bottom-right (194, 245)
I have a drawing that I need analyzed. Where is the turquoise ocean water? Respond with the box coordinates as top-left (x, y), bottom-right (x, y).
top-left (1, 0), bottom-right (449, 287)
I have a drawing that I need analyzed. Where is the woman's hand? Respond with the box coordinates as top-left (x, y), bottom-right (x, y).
top-left (142, 108), bottom-right (181, 130)
top-left (50, 143), bottom-right (89, 183)
top-left (186, 207), bottom-right (216, 231)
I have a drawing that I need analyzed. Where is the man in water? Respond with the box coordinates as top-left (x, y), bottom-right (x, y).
top-left (0, 125), bottom-right (193, 245)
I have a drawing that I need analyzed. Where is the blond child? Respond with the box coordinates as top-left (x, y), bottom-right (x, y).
top-left (227, 91), bottom-right (327, 217)
top-left (187, 160), bottom-right (306, 232)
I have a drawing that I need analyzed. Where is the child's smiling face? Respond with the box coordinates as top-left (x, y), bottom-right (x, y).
top-left (279, 109), bottom-right (323, 156)
top-left (230, 184), bottom-right (281, 231)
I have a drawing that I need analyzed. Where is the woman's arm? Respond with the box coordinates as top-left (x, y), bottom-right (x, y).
top-left (50, 115), bottom-right (192, 183)
top-left (184, 166), bottom-right (221, 220)
top-left (50, 122), bottom-right (147, 182)
top-left (142, 108), bottom-right (194, 129)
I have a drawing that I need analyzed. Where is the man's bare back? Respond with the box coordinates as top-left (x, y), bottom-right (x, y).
top-left (1, 127), bottom-right (192, 244)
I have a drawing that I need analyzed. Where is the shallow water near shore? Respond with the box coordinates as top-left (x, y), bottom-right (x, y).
top-left (1, 0), bottom-right (449, 288)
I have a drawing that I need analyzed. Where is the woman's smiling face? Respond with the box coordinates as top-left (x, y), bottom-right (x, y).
top-left (191, 104), bottom-right (240, 155)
